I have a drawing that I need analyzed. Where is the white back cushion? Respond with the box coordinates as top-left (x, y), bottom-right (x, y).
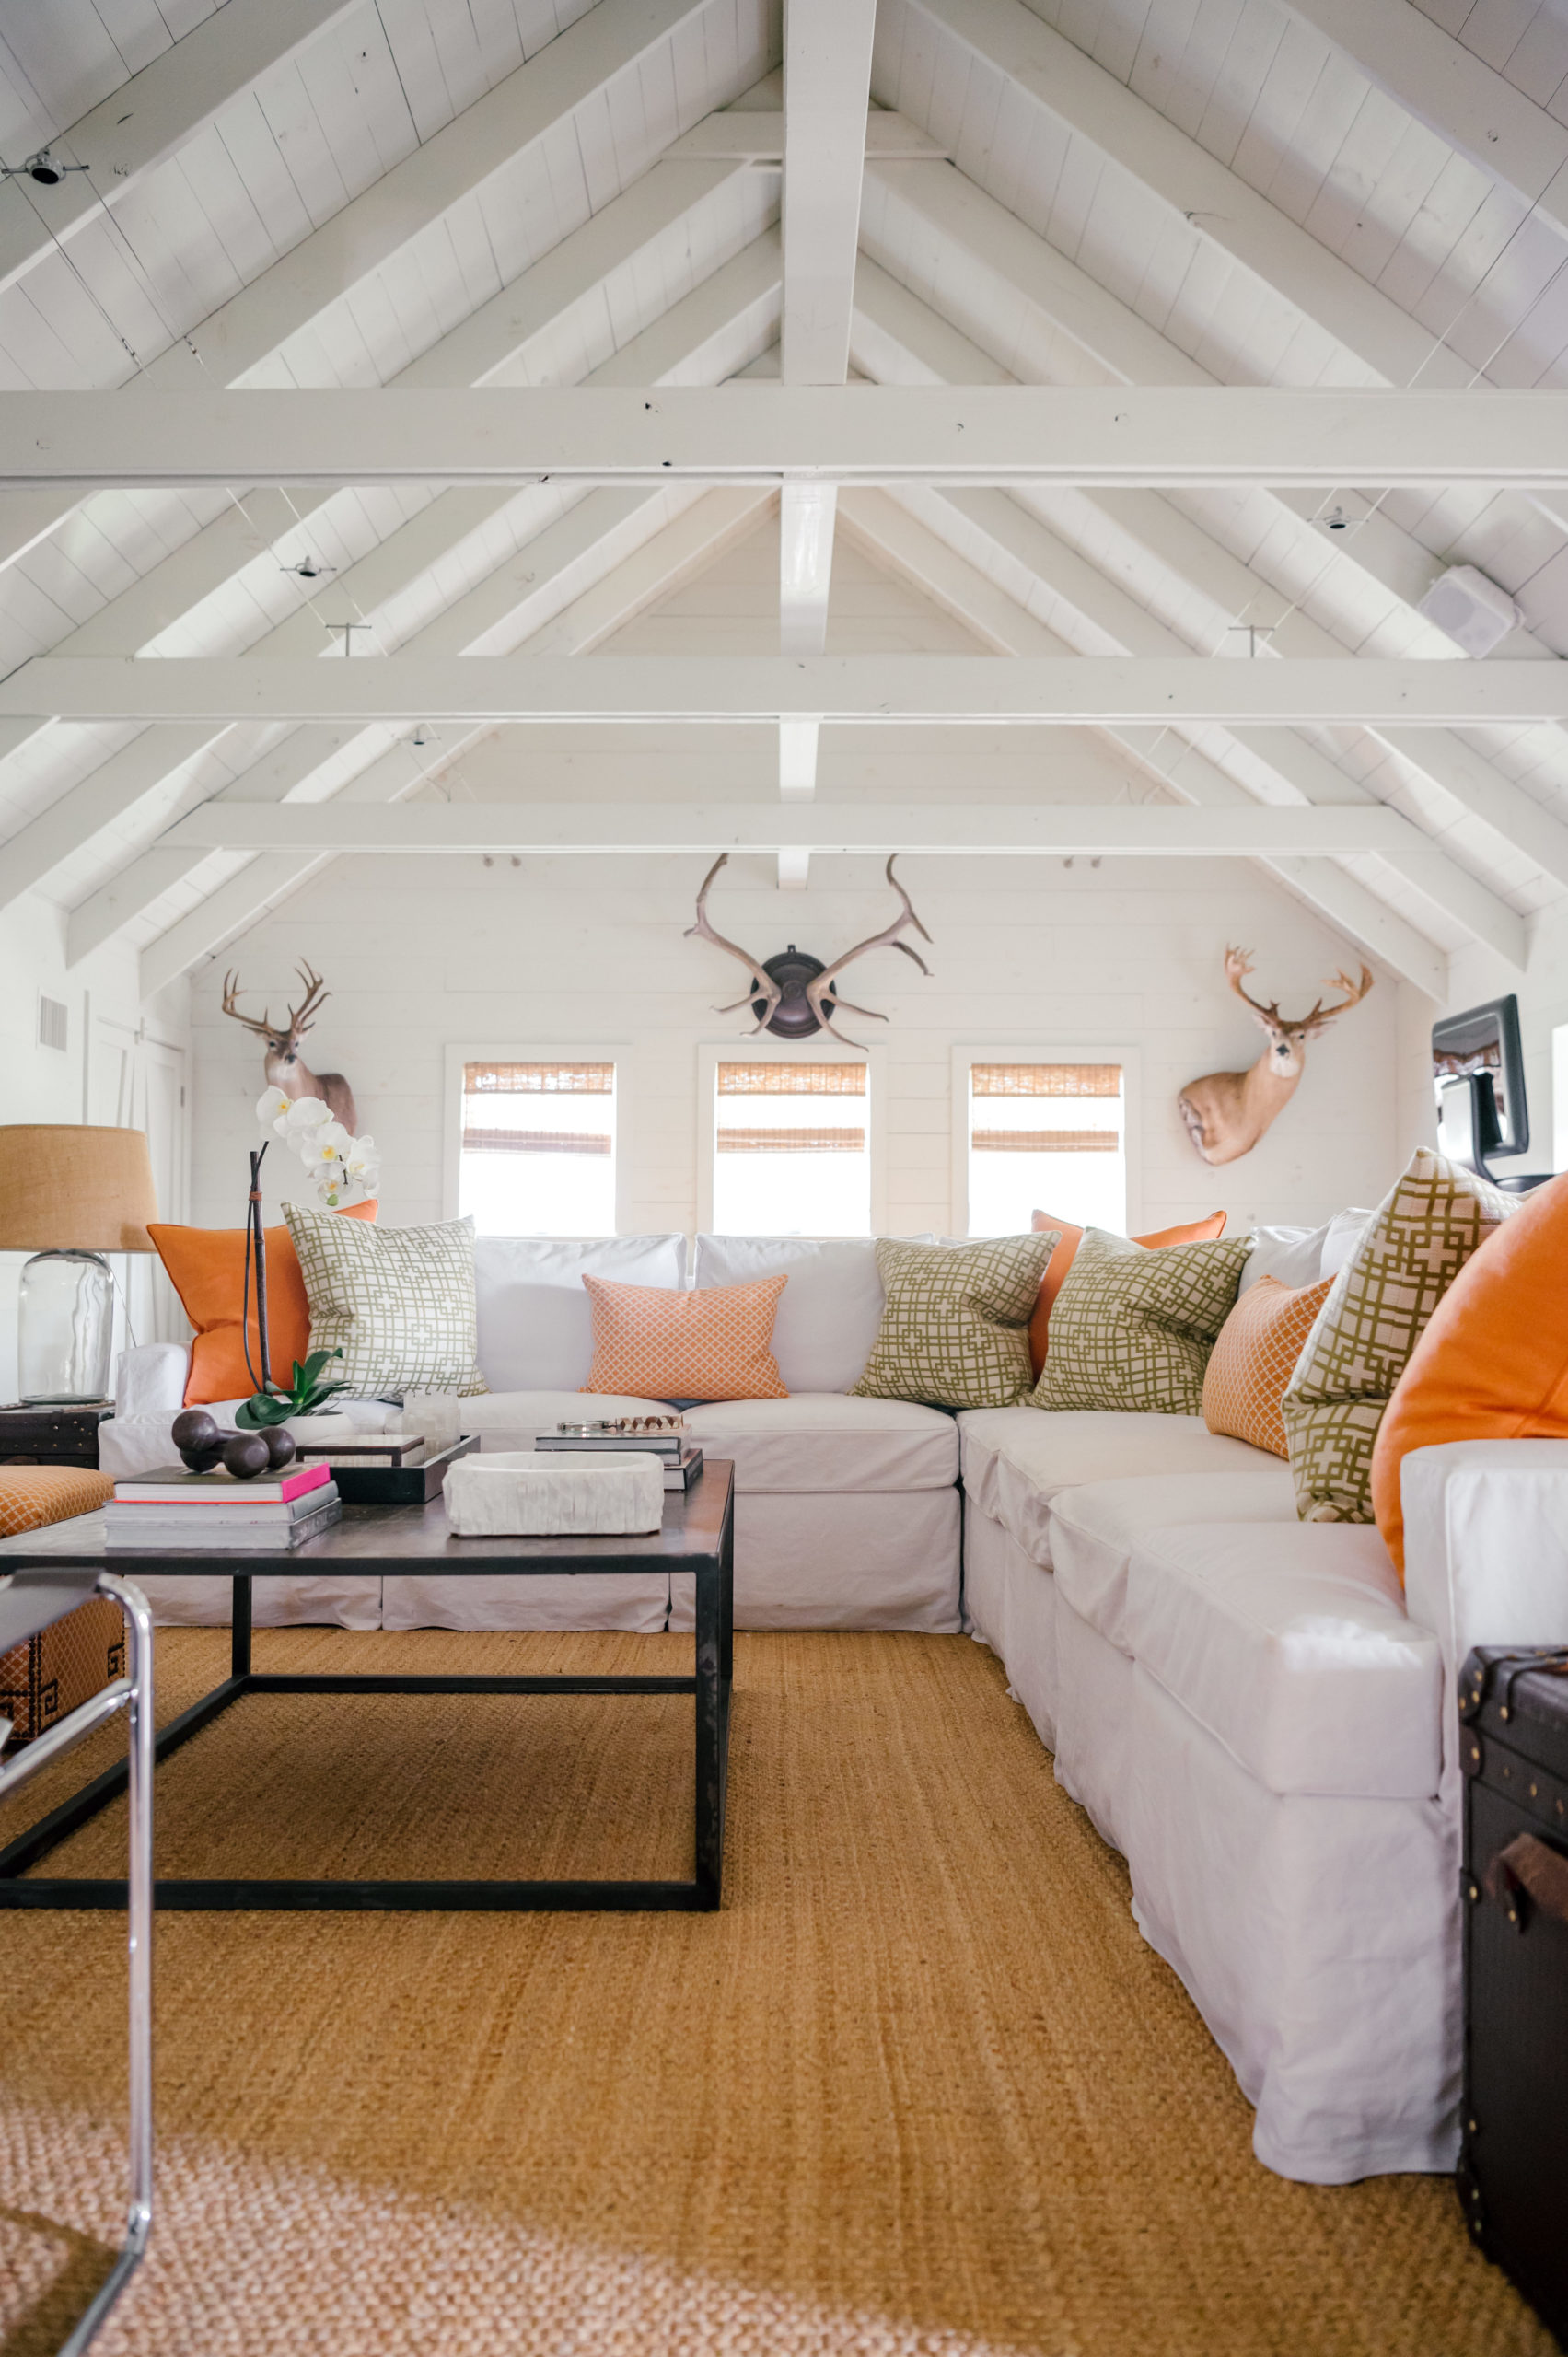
top-left (474, 1236), bottom-right (685, 1393)
top-left (1239, 1209), bottom-right (1373, 1293)
top-left (693, 1237), bottom-right (895, 1394)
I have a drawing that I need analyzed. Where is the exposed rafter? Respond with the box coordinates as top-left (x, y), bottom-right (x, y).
top-left (6, 385), bottom-right (1568, 489)
top-left (17, 656), bottom-right (1567, 726)
top-left (0, 0), bottom-right (734, 576)
top-left (1281, 0), bottom-right (1568, 244)
top-left (671, 110), bottom-right (947, 158)
top-left (134, 488), bottom-right (774, 994)
top-left (1, 231), bottom-right (783, 917)
top-left (0, 0), bottom-right (360, 297)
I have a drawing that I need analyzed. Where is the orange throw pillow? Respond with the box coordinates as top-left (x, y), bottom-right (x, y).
top-left (1373, 1173), bottom-right (1568, 1577)
top-left (582, 1274), bottom-right (788, 1401)
top-left (1202, 1274), bottom-right (1332, 1458)
top-left (1028, 1210), bottom-right (1227, 1376)
top-left (151, 1202), bottom-right (377, 1405)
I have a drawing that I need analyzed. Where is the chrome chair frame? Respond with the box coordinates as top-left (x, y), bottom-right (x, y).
top-left (0, 1569), bottom-right (154, 2353)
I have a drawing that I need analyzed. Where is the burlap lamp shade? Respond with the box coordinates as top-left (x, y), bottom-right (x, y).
top-left (0, 1127), bottom-right (159, 1253)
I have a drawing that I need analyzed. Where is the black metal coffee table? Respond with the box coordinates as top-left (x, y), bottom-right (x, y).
top-left (0, 1461), bottom-right (733, 1914)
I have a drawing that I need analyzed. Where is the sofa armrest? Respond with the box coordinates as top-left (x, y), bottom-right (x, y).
top-left (1403, 1440), bottom-right (1568, 1801)
top-left (113, 1341), bottom-right (189, 1416)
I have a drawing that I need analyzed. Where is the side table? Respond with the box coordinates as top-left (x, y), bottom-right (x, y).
top-left (0, 1404), bottom-right (113, 1469)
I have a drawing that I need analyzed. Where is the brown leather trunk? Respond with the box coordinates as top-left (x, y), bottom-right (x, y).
top-left (1458, 1646), bottom-right (1568, 2347)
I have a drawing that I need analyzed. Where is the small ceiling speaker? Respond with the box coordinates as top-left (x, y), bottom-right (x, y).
top-left (1417, 563), bottom-right (1522, 656)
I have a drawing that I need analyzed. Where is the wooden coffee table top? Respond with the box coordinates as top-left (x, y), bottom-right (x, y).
top-left (0, 1460), bottom-right (734, 1578)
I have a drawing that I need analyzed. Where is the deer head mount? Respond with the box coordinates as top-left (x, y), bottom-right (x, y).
top-left (686, 855), bottom-right (933, 1048)
top-left (1178, 947), bottom-right (1374, 1166)
top-left (221, 961), bottom-right (358, 1134)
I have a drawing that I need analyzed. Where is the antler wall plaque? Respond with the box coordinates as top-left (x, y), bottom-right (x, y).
top-left (686, 855), bottom-right (933, 1047)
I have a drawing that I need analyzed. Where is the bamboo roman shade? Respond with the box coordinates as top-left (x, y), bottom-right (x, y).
top-left (463, 1062), bottom-right (613, 1094)
top-left (717, 1062), bottom-right (866, 1095)
top-left (970, 1064), bottom-right (1121, 1097)
top-left (971, 1129), bottom-right (1117, 1154)
top-left (461, 1062), bottom-right (613, 1156)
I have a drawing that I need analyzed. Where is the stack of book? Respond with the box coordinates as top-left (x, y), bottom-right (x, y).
top-left (105, 1459), bottom-right (342, 1550)
top-left (536, 1422), bottom-right (703, 1493)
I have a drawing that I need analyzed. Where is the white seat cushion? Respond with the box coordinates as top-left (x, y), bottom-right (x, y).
top-left (681, 1394), bottom-right (958, 1492)
top-left (957, 1408), bottom-right (1271, 1569)
top-left (458, 1389), bottom-right (674, 1441)
top-left (1124, 1522), bottom-right (1441, 1798)
top-left (1051, 1468), bottom-right (1298, 1655)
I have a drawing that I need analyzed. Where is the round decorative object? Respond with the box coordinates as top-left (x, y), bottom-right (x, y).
top-left (171, 1407), bottom-right (219, 1454)
top-left (222, 1431), bottom-right (272, 1480)
top-left (753, 946), bottom-right (836, 1041)
top-left (180, 1443), bottom-right (226, 1474)
top-left (262, 1427), bottom-right (296, 1469)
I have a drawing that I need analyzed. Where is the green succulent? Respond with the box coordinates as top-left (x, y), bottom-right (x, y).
top-left (235, 1347), bottom-right (348, 1430)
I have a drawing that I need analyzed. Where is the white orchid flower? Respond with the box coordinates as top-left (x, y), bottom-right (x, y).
top-left (283, 1096), bottom-right (332, 1134)
top-left (297, 1120), bottom-right (351, 1165)
top-left (256, 1086), bottom-right (292, 1132)
top-left (343, 1133), bottom-right (377, 1175)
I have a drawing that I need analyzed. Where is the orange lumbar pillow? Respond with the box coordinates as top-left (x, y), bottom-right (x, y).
top-left (150, 1201), bottom-right (377, 1405)
top-left (1372, 1172), bottom-right (1568, 1577)
top-left (1028, 1209), bottom-right (1227, 1377)
top-left (582, 1272), bottom-right (788, 1401)
top-left (1202, 1273), bottom-right (1333, 1458)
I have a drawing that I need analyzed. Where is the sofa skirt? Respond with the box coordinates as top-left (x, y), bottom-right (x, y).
top-left (961, 1505), bottom-right (1059, 1752)
top-left (1123, 1661), bottom-right (1459, 2185)
top-left (669, 1488), bottom-right (962, 1633)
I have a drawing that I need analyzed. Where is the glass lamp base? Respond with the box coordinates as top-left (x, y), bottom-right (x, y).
top-left (17, 1248), bottom-right (115, 1404)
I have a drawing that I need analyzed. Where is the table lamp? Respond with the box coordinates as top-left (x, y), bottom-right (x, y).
top-left (0, 1126), bottom-right (158, 1403)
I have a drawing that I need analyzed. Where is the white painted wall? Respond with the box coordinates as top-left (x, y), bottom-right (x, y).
top-left (0, 894), bottom-right (192, 1401)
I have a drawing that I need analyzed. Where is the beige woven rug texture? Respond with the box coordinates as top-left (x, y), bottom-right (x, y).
top-left (0, 1627), bottom-right (1550, 2357)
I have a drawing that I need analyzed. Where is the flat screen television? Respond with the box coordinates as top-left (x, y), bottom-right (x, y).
top-left (1432, 993), bottom-right (1529, 1158)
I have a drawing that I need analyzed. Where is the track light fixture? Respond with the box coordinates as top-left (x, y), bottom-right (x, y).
top-left (2, 148), bottom-right (90, 186)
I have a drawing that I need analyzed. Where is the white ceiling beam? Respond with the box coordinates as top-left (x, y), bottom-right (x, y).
top-left (6, 233), bottom-right (783, 918)
top-left (839, 487), bottom-right (1446, 993)
top-left (14, 656), bottom-right (1568, 726)
top-left (775, 0), bottom-right (876, 881)
top-left (161, 802), bottom-right (1446, 856)
top-left (1281, 0), bottom-right (1568, 243)
top-left (133, 489), bottom-right (780, 992)
top-left (0, 0), bottom-right (359, 298)
top-left (0, 0), bottom-right (727, 576)
top-left (7, 385), bottom-right (1568, 489)
top-left (670, 110), bottom-right (946, 158)
top-left (851, 243), bottom-right (1568, 894)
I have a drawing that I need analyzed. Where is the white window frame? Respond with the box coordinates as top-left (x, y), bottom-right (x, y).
top-left (697, 1039), bottom-right (889, 1237)
top-left (950, 1043), bottom-right (1143, 1240)
top-left (444, 1042), bottom-right (631, 1235)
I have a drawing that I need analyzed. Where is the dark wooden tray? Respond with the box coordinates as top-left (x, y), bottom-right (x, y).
top-left (321, 1435), bottom-right (478, 1505)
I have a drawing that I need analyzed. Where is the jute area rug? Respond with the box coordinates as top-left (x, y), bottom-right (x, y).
top-left (0, 1627), bottom-right (1550, 2357)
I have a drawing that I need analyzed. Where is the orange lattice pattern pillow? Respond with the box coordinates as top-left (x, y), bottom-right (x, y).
top-left (582, 1274), bottom-right (788, 1401)
top-left (1202, 1274), bottom-right (1332, 1458)
top-left (0, 1466), bottom-right (114, 1537)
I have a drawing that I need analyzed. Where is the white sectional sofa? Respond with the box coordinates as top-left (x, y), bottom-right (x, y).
top-left (105, 1223), bottom-right (1568, 2189)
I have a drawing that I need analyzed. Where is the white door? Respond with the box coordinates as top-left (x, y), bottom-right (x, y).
top-left (87, 1016), bottom-right (190, 1358)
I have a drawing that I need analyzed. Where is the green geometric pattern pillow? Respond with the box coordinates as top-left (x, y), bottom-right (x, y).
top-left (850, 1234), bottom-right (1058, 1410)
top-left (1281, 1148), bottom-right (1516, 1524)
top-left (1030, 1228), bottom-right (1253, 1415)
top-left (284, 1204), bottom-right (487, 1398)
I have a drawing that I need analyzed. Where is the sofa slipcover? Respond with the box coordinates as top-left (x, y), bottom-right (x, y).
top-left (1124, 1522), bottom-right (1442, 1799)
top-left (1049, 1468), bottom-right (1296, 1657)
top-left (957, 1409), bottom-right (1267, 1568)
top-left (681, 1395), bottom-right (958, 1492)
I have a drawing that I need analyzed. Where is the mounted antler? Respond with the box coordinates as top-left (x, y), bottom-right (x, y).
top-left (1181, 946), bottom-right (1375, 1165)
top-left (221, 962), bottom-right (357, 1132)
top-left (805, 858), bottom-right (933, 1046)
top-left (685, 855), bottom-right (784, 1034)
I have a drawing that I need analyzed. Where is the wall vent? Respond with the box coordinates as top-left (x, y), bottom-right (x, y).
top-left (37, 994), bottom-right (68, 1052)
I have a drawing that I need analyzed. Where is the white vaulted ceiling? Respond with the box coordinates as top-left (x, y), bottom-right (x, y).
top-left (2, 0), bottom-right (1568, 1001)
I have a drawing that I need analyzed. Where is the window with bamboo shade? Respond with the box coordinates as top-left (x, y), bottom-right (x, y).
top-left (964, 1060), bottom-right (1126, 1237)
top-left (458, 1059), bottom-right (617, 1236)
top-left (712, 1059), bottom-right (872, 1236)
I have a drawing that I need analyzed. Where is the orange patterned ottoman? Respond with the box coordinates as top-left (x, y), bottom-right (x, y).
top-left (0, 1467), bottom-right (120, 1743)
